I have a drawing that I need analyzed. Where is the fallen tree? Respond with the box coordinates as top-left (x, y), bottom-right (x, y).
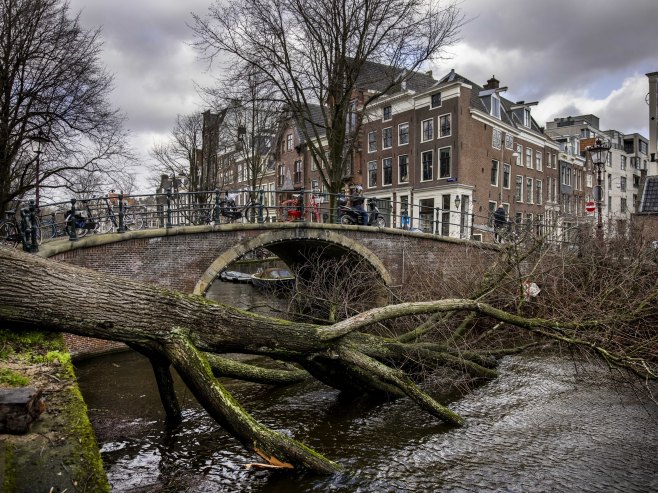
top-left (0, 246), bottom-right (656, 473)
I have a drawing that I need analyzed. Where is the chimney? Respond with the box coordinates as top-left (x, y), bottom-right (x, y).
top-left (426, 70), bottom-right (433, 78)
top-left (484, 75), bottom-right (500, 90)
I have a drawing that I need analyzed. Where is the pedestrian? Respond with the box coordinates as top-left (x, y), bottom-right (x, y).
top-left (493, 204), bottom-right (507, 243)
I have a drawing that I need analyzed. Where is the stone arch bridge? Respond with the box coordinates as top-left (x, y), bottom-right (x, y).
top-left (39, 223), bottom-right (496, 295)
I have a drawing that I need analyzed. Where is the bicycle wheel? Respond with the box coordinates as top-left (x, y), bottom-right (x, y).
top-left (245, 204), bottom-right (268, 223)
top-left (124, 211), bottom-right (144, 230)
top-left (40, 219), bottom-right (57, 239)
top-left (0, 221), bottom-right (19, 248)
top-left (97, 215), bottom-right (114, 234)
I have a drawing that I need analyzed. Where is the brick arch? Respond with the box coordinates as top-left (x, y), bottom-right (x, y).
top-left (193, 228), bottom-right (393, 295)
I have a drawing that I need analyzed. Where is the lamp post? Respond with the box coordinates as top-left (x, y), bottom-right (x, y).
top-left (586, 138), bottom-right (611, 240)
top-left (30, 131), bottom-right (50, 209)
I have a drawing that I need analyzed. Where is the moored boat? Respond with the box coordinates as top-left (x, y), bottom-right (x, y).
top-left (251, 268), bottom-right (295, 290)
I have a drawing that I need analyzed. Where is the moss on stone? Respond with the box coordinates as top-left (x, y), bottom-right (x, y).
top-left (0, 328), bottom-right (110, 492)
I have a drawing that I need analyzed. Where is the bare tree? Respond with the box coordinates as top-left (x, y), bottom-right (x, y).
top-left (200, 68), bottom-right (284, 200)
top-left (191, 0), bottom-right (464, 203)
top-left (150, 112), bottom-right (203, 192)
top-left (0, 0), bottom-right (131, 214)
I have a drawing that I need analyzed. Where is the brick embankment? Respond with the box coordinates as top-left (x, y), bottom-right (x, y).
top-left (63, 333), bottom-right (127, 360)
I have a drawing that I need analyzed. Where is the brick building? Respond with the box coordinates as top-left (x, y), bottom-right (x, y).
top-left (359, 69), bottom-right (562, 240)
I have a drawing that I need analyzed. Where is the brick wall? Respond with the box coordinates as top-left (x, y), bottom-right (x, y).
top-left (46, 225), bottom-right (495, 356)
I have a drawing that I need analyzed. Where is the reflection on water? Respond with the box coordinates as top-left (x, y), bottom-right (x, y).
top-left (77, 345), bottom-right (658, 492)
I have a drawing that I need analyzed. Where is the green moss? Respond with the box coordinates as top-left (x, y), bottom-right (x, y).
top-left (0, 368), bottom-right (29, 386)
top-left (2, 442), bottom-right (16, 492)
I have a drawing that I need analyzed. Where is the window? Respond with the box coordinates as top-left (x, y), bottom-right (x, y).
top-left (561, 165), bottom-right (571, 186)
top-left (620, 176), bottom-right (627, 192)
top-left (503, 163), bottom-right (511, 188)
top-left (347, 100), bottom-right (357, 132)
top-left (490, 159), bottom-right (499, 186)
top-left (439, 147), bottom-right (451, 178)
top-left (383, 105), bottom-right (392, 121)
top-left (368, 131), bottom-right (376, 152)
top-left (490, 94), bottom-right (501, 119)
top-left (398, 123), bottom-right (409, 145)
top-left (421, 151), bottom-right (433, 181)
top-left (526, 177), bottom-right (533, 204)
top-left (516, 144), bottom-right (523, 165)
top-left (492, 128), bottom-right (502, 149)
top-left (515, 175), bottom-right (523, 202)
top-left (277, 164), bottom-right (285, 187)
top-left (382, 158), bottom-right (392, 186)
top-left (535, 151), bottom-right (542, 171)
top-left (505, 134), bottom-right (514, 150)
top-left (441, 195), bottom-right (451, 236)
top-left (382, 127), bottom-right (392, 149)
top-left (633, 175), bottom-right (640, 188)
top-left (639, 140), bottom-right (648, 154)
top-left (621, 197), bottom-right (628, 212)
top-left (620, 155), bottom-right (627, 170)
top-left (421, 119), bottom-right (433, 141)
top-left (286, 134), bottom-right (293, 151)
top-left (398, 155), bottom-right (409, 183)
top-left (523, 108), bottom-right (531, 127)
top-left (439, 114), bottom-right (451, 137)
top-left (367, 160), bottom-right (377, 188)
top-left (536, 180), bottom-right (542, 205)
top-left (293, 160), bottom-right (302, 184)
top-left (431, 92), bottom-right (441, 108)
top-left (525, 147), bottom-right (533, 168)
top-left (488, 201), bottom-right (497, 227)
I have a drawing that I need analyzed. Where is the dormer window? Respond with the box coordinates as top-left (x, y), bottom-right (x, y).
top-left (490, 94), bottom-right (501, 119)
top-left (523, 108), bottom-right (531, 127)
top-left (431, 92), bottom-right (441, 109)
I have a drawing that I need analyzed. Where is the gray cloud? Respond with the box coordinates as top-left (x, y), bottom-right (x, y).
top-left (66, 0), bottom-right (654, 191)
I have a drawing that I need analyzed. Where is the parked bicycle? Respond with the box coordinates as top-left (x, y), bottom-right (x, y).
top-left (0, 201), bottom-right (41, 249)
top-left (97, 195), bottom-right (144, 233)
top-left (192, 191), bottom-right (269, 224)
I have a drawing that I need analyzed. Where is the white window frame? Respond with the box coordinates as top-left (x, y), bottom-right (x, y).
top-left (492, 128), bottom-right (502, 150)
top-left (367, 160), bottom-right (377, 188)
top-left (526, 177), bottom-right (534, 204)
top-left (439, 114), bottom-right (451, 138)
top-left (491, 159), bottom-right (499, 186)
top-left (490, 93), bottom-right (501, 119)
top-left (439, 146), bottom-right (451, 179)
top-left (286, 133), bottom-right (293, 151)
top-left (430, 92), bottom-right (442, 109)
top-left (523, 108), bottom-right (531, 127)
top-left (421, 118), bottom-right (434, 142)
top-left (525, 147), bottom-right (533, 169)
top-left (516, 144), bottom-right (523, 166)
top-left (398, 154), bottom-right (409, 184)
top-left (515, 175), bottom-right (523, 202)
top-left (383, 105), bottom-right (392, 121)
top-left (382, 127), bottom-right (393, 149)
top-left (535, 151), bottom-right (542, 171)
top-left (505, 134), bottom-right (514, 150)
top-left (368, 131), bottom-right (377, 153)
top-left (420, 150), bottom-right (433, 182)
top-left (536, 179), bottom-right (543, 205)
top-left (382, 157), bottom-right (393, 186)
top-left (503, 163), bottom-right (511, 189)
top-left (398, 122), bottom-right (409, 146)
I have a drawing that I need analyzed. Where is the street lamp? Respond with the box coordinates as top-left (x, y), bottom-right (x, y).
top-left (586, 138), bottom-right (611, 239)
top-left (30, 131), bottom-right (50, 209)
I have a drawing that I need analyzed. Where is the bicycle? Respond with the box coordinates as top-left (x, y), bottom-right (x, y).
top-left (97, 196), bottom-right (144, 233)
top-left (193, 192), bottom-right (269, 224)
top-left (0, 202), bottom-right (41, 248)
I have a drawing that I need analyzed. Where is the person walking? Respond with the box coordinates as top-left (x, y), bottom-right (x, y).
top-left (493, 204), bottom-right (507, 243)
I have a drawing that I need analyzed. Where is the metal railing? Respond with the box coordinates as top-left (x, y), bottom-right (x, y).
top-left (1, 188), bottom-right (579, 253)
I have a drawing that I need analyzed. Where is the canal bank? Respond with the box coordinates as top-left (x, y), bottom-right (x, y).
top-left (0, 329), bottom-right (109, 492)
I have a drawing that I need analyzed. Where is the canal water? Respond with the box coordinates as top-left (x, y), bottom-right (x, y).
top-left (76, 281), bottom-right (658, 492)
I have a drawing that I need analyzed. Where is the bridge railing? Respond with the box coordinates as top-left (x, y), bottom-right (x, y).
top-left (5, 188), bottom-right (576, 253)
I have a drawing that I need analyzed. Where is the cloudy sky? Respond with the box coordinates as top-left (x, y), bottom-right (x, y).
top-left (68, 0), bottom-right (655, 192)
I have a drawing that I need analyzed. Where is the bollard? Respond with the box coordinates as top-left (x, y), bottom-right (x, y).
top-left (258, 189), bottom-right (264, 223)
top-left (117, 192), bottom-right (126, 233)
top-left (214, 189), bottom-right (221, 224)
top-left (27, 200), bottom-right (39, 252)
top-left (67, 199), bottom-right (78, 241)
top-left (165, 188), bottom-right (172, 228)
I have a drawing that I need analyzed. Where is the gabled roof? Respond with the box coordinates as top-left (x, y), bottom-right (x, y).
top-left (435, 69), bottom-right (546, 137)
top-left (639, 176), bottom-right (658, 213)
top-left (296, 103), bottom-right (326, 144)
top-left (356, 60), bottom-right (437, 94)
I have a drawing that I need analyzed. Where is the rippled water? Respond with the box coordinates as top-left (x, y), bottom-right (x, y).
top-left (76, 282), bottom-right (658, 492)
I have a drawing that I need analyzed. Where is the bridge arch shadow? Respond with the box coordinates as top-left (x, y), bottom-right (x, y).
top-left (194, 229), bottom-right (393, 296)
